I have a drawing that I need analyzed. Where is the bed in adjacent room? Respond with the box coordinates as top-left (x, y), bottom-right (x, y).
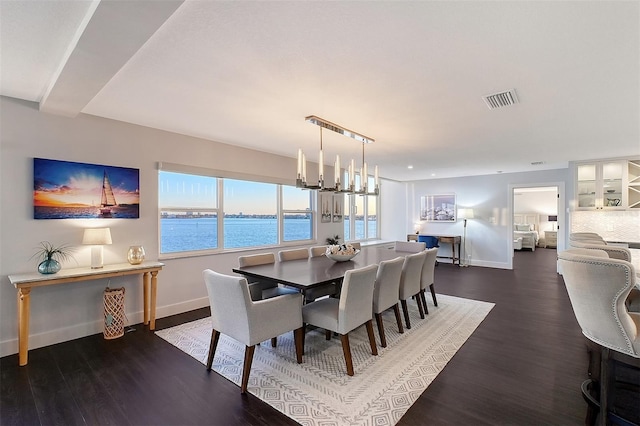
top-left (514, 213), bottom-right (540, 251)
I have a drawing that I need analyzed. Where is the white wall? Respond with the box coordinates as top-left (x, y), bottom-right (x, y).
top-left (406, 169), bottom-right (570, 269)
top-left (0, 96), bottom-right (348, 356)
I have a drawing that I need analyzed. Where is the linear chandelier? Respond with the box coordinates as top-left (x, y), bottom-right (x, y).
top-left (296, 115), bottom-right (379, 196)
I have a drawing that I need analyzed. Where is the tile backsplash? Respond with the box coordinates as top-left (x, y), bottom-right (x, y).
top-left (570, 210), bottom-right (640, 243)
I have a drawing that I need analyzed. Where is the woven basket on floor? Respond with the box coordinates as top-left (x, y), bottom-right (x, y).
top-left (103, 287), bottom-right (125, 340)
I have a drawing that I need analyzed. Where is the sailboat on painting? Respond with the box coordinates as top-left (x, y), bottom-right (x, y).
top-left (100, 170), bottom-right (117, 217)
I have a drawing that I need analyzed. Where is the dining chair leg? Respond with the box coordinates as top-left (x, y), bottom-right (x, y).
top-left (339, 334), bottom-right (355, 376)
top-left (420, 290), bottom-right (429, 315)
top-left (365, 320), bottom-right (378, 356)
top-left (430, 284), bottom-right (438, 306)
top-left (374, 313), bottom-right (387, 347)
top-left (326, 329), bottom-right (332, 340)
top-left (392, 303), bottom-right (404, 334)
top-left (271, 337), bottom-right (277, 347)
top-left (294, 327), bottom-right (304, 364)
top-left (206, 329), bottom-right (220, 370)
top-left (401, 299), bottom-right (411, 329)
top-left (241, 345), bottom-right (256, 394)
top-left (416, 292), bottom-right (425, 319)
top-left (301, 323), bottom-right (307, 355)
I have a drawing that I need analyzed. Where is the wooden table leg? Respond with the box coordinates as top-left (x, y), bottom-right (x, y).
top-left (143, 271), bottom-right (150, 325)
top-left (17, 288), bottom-right (31, 366)
top-left (150, 271), bottom-right (158, 330)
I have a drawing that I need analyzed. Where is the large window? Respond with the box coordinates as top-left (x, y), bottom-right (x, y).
top-left (159, 169), bottom-right (314, 255)
top-left (344, 174), bottom-right (379, 242)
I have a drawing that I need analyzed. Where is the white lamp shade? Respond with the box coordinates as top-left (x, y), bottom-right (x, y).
top-left (458, 208), bottom-right (475, 220)
top-left (82, 228), bottom-right (112, 245)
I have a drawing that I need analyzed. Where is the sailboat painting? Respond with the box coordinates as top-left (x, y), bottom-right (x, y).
top-left (34, 158), bottom-right (139, 219)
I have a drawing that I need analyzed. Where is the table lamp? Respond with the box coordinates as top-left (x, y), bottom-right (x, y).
top-left (83, 227), bottom-right (112, 268)
top-left (548, 215), bottom-right (558, 231)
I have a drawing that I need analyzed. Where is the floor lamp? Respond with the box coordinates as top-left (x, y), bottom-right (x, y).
top-left (458, 208), bottom-right (474, 267)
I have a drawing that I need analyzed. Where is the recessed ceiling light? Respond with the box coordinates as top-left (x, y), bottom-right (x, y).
top-left (431, 173), bottom-right (436, 176)
top-left (407, 165), bottom-right (413, 169)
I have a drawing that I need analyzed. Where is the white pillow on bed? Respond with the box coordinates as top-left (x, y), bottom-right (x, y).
top-left (515, 224), bottom-right (530, 231)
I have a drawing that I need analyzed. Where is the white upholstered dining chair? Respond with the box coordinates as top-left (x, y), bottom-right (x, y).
top-left (238, 253), bottom-right (299, 301)
top-left (310, 245), bottom-right (328, 257)
top-left (202, 269), bottom-right (304, 393)
top-left (394, 240), bottom-right (426, 253)
top-left (373, 257), bottom-right (405, 347)
top-left (302, 264), bottom-right (379, 376)
top-left (419, 247), bottom-right (439, 312)
top-left (558, 249), bottom-right (640, 425)
top-left (399, 250), bottom-right (428, 329)
top-left (278, 248), bottom-right (309, 261)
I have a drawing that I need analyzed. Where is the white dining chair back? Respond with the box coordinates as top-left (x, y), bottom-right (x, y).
top-left (569, 241), bottom-right (631, 261)
top-left (238, 252), bottom-right (275, 267)
top-left (278, 248), bottom-right (309, 262)
top-left (238, 253), bottom-right (298, 303)
top-left (310, 246), bottom-right (327, 257)
top-left (302, 264), bottom-right (379, 376)
top-left (373, 256), bottom-right (405, 347)
top-left (419, 247), bottom-right (439, 311)
top-left (395, 241), bottom-right (426, 253)
top-left (202, 269), bottom-right (304, 393)
top-left (307, 245), bottom-right (339, 301)
top-left (399, 250), bottom-right (427, 328)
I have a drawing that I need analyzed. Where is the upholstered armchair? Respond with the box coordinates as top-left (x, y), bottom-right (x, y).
top-left (558, 250), bottom-right (639, 424)
top-left (202, 269), bottom-right (304, 393)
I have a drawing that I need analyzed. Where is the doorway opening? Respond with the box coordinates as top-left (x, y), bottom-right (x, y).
top-left (508, 183), bottom-right (565, 271)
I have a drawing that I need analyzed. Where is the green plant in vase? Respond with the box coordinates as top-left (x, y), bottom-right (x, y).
top-left (326, 235), bottom-right (340, 245)
top-left (31, 241), bottom-right (75, 274)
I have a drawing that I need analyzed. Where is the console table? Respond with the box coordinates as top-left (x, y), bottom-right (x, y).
top-left (407, 234), bottom-right (462, 266)
top-left (8, 261), bottom-right (164, 366)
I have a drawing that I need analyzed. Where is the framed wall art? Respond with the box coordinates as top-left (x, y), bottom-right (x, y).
top-left (420, 193), bottom-right (456, 222)
top-left (34, 158), bottom-right (140, 219)
top-left (332, 194), bottom-right (343, 223)
top-left (320, 192), bottom-right (332, 223)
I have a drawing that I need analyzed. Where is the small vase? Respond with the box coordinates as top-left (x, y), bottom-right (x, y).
top-left (127, 246), bottom-right (145, 265)
top-left (38, 259), bottom-right (61, 274)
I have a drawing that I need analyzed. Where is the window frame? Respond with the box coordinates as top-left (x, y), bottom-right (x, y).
top-left (158, 163), bottom-right (315, 259)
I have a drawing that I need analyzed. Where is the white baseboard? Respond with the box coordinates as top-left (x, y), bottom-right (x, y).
top-left (0, 297), bottom-right (210, 358)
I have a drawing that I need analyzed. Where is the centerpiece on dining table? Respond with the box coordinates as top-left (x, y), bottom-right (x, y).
top-left (325, 243), bottom-right (360, 262)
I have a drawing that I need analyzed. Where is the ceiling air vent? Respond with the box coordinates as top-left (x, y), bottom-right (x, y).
top-left (483, 89), bottom-right (518, 110)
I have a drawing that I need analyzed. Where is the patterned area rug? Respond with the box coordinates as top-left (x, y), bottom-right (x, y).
top-left (156, 295), bottom-right (494, 426)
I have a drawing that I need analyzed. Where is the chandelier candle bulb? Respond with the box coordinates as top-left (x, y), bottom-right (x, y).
top-left (318, 149), bottom-right (324, 186)
top-left (362, 162), bottom-right (368, 191)
top-left (374, 165), bottom-right (379, 186)
top-left (297, 149), bottom-right (303, 179)
top-left (335, 155), bottom-right (341, 187)
top-left (302, 153), bottom-right (306, 184)
top-left (350, 159), bottom-right (356, 188)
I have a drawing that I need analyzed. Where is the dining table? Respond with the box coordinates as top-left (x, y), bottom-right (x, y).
top-left (232, 244), bottom-right (407, 297)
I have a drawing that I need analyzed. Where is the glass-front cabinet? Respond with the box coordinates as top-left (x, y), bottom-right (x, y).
top-left (576, 161), bottom-right (625, 210)
top-left (629, 160), bottom-right (640, 209)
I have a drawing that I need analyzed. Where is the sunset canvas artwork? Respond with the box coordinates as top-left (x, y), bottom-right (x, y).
top-left (34, 158), bottom-right (140, 219)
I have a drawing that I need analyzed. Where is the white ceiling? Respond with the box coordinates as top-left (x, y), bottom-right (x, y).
top-left (1, 1), bottom-right (639, 181)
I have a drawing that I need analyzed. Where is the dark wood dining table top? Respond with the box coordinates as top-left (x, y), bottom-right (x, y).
top-left (232, 244), bottom-right (407, 291)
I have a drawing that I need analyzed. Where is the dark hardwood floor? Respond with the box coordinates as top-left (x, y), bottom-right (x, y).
top-left (1, 248), bottom-right (631, 425)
